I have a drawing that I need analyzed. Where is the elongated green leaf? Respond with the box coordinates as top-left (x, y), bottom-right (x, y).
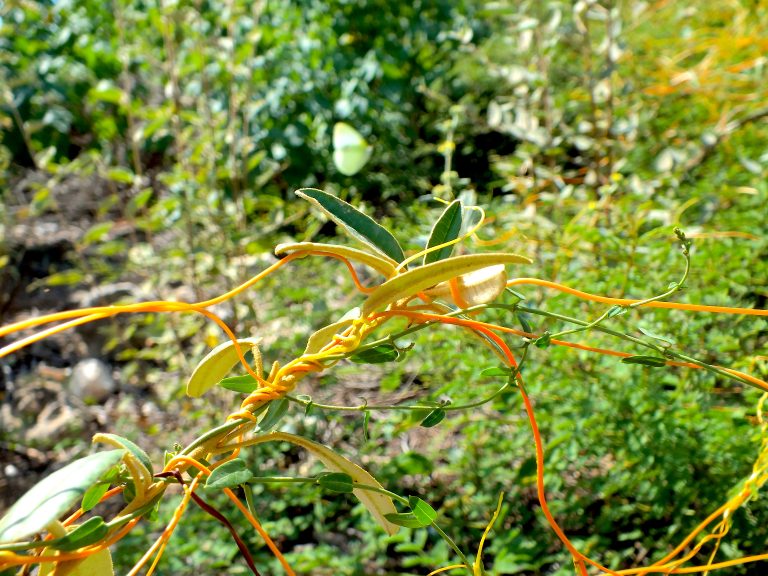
top-left (276, 242), bottom-right (397, 278)
top-left (205, 459), bottom-right (254, 490)
top-left (637, 325), bottom-right (675, 346)
top-left (218, 374), bottom-right (259, 394)
top-left (0, 450), bottom-right (124, 543)
top-left (424, 200), bottom-right (463, 265)
top-left (296, 189), bottom-right (405, 263)
top-left (361, 253), bottom-right (532, 316)
top-left (49, 517), bottom-right (108, 551)
top-left (383, 512), bottom-right (424, 528)
top-left (317, 472), bottom-right (355, 493)
top-left (249, 432), bottom-right (399, 535)
top-left (256, 398), bottom-right (290, 432)
top-left (350, 344), bottom-right (399, 364)
top-left (93, 433), bottom-right (153, 476)
top-left (420, 408), bottom-right (446, 428)
top-left (408, 496), bottom-right (438, 525)
top-left (620, 355), bottom-right (667, 367)
top-left (81, 483), bottom-right (110, 513)
top-left (186, 337), bottom-right (261, 398)
top-left (480, 366), bottom-right (511, 377)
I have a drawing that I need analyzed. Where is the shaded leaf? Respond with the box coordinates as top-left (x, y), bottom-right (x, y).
top-left (620, 355), bottom-right (667, 367)
top-left (383, 512), bottom-right (424, 528)
top-left (296, 189), bottom-right (405, 263)
top-left (49, 517), bottom-right (107, 551)
top-left (317, 472), bottom-right (354, 493)
top-left (256, 398), bottom-right (290, 432)
top-left (350, 344), bottom-right (399, 364)
top-left (424, 200), bottom-right (463, 264)
top-left (420, 409), bottom-right (446, 428)
top-left (81, 483), bottom-right (110, 513)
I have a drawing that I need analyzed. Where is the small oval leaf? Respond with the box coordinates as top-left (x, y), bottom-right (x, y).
top-left (420, 409), bottom-right (446, 428)
top-left (0, 450), bottom-right (124, 543)
top-left (362, 253), bottom-right (532, 316)
top-left (424, 200), bottom-right (463, 265)
top-left (81, 483), bottom-right (110, 513)
top-left (350, 344), bottom-right (399, 364)
top-left (296, 189), bottom-right (405, 263)
top-left (317, 472), bottom-right (355, 493)
top-left (383, 512), bottom-right (425, 528)
top-left (408, 496), bottom-right (438, 525)
top-left (620, 355), bottom-right (668, 367)
top-left (205, 459), bottom-right (254, 490)
top-left (186, 337), bottom-right (262, 398)
top-left (218, 374), bottom-right (259, 394)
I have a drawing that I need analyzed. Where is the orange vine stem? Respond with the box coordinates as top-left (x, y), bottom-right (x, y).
top-left (507, 278), bottom-right (768, 316)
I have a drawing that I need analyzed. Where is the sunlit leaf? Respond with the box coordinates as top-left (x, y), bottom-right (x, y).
top-left (296, 189), bottom-right (405, 263)
top-left (39, 546), bottom-right (114, 576)
top-left (276, 242), bottom-right (397, 278)
top-left (92, 433), bottom-right (153, 476)
top-left (186, 337), bottom-right (262, 398)
top-left (218, 374), bottom-right (259, 394)
top-left (408, 496), bottom-right (438, 525)
top-left (424, 200), bottom-right (463, 264)
top-left (362, 253), bottom-right (531, 315)
top-left (0, 450), bottom-right (124, 543)
top-left (205, 459), bottom-right (253, 490)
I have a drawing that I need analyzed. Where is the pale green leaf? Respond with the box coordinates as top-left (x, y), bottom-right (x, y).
top-left (186, 337), bottom-right (261, 398)
top-left (333, 122), bottom-right (372, 176)
top-left (361, 253), bottom-right (532, 316)
top-left (0, 450), bottom-right (124, 543)
top-left (275, 242), bottom-right (397, 278)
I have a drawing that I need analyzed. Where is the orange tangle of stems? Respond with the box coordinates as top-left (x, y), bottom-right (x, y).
top-left (375, 309), bottom-right (620, 575)
top-left (163, 456), bottom-right (294, 576)
top-left (507, 278), bottom-right (768, 316)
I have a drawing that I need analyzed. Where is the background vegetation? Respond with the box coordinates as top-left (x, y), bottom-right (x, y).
top-left (1, 1), bottom-right (767, 574)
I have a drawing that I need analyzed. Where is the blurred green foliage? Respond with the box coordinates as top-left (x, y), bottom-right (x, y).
top-left (1, 0), bottom-right (767, 575)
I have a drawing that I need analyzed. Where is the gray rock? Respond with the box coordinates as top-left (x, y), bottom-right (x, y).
top-left (68, 358), bottom-right (116, 403)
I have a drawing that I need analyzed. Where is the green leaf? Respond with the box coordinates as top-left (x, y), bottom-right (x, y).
top-left (205, 459), bottom-right (254, 490)
top-left (296, 188), bottom-right (405, 263)
top-left (106, 167), bottom-right (135, 185)
top-left (186, 337), bottom-right (262, 398)
top-left (383, 512), bottom-right (424, 528)
top-left (0, 450), bottom-right (124, 543)
top-left (247, 432), bottom-right (399, 535)
top-left (408, 496), bottom-right (438, 525)
top-left (424, 200), bottom-right (463, 264)
top-left (605, 305), bottom-right (626, 319)
top-left (637, 325), bottom-right (675, 346)
top-left (257, 398), bottom-right (290, 432)
top-left (81, 483), bottom-right (110, 513)
top-left (620, 355), bottom-right (667, 367)
top-left (420, 409), bottom-right (446, 428)
top-left (350, 344), bottom-right (399, 364)
top-left (49, 517), bottom-right (108, 551)
top-left (218, 374), bottom-right (259, 394)
top-left (480, 366), bottom-right (510, 377)
top-left (93, 433), bottom-right (153, 476)
top-left (362, 253), bottom-right (532, 316)
top-left (317, 472), bottom-right (355, 493)
top-left (332, 122), bottom-right (372, 176)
